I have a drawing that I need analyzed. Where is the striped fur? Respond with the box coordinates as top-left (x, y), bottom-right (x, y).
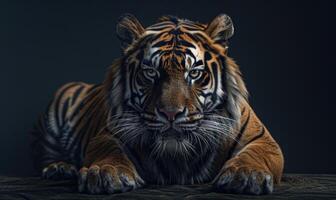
top-left (32, 82), bottom-right (109, 170)
top-left (32, 14), bottom-right (284, 195)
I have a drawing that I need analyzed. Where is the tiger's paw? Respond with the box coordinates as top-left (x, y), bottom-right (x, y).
top-left (78, 164), bottom-right (144, 194)
top-left (213, 166), bottom-right (273, 195)
top-left (42, 161), bottom-right (78, 180)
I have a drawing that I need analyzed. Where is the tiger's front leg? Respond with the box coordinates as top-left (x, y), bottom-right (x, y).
top-left (78, 134), bottom-right (144, 194)
top-left (213, 104), bottom-right (284, 195)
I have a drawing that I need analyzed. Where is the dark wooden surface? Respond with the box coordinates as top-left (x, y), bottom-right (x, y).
top-left (0, 174), bottom-right (335, 200)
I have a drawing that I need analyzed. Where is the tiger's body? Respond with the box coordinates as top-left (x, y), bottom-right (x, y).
top-left (32, 14), bottom-right (284, 195)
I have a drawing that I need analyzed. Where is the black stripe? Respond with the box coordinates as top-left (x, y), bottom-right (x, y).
top-left (244, 126), bottom-right (266, 147)
top-left (184, 32), bottom-right (201, 43)
top-left (152, 40), bottom-right (168, 48)
top-left (184, 48), bottom-right (196, 60)
top-left (68, 85), bottom-right (101, 121)
top-left (211, 62), bottom-right (218, 94)
top-left (54, 83), bottom-right (79, 129)
top-left (71, 85), bottom-right (85, 106)
top-left (38, 114), bottom-right (62, 157)
top-left (67, 91), bottom-right (105, 148)
top-left (194, 60), bottom-right (204, 67)
top-left (204, 51), bottom-right (212, 61)
top-left (228, 109), bottom-right (251, 158)
top-left (177, 40), bottom-right (196, 48)
top-left (76, 99), bottom-right (107, 159)
top-left (61, 98), bottom-right (70, 125)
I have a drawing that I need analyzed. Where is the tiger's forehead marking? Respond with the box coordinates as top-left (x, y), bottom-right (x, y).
top-left (143, 23), bottom-right (205, 71)
top-left (143, 45), bottom-right (203, 70)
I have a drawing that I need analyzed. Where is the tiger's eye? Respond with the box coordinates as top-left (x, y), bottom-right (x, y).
top-left (145, 69), bottom-right (156, 77)
top-left (189, 69), bottom-right (203, 79)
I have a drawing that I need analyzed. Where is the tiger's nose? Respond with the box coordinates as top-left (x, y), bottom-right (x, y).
top-left (157, 107), bottom-right (186, 121)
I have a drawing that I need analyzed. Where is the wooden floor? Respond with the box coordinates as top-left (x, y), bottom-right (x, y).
top-left (0, 174), bottom-right (335, 199)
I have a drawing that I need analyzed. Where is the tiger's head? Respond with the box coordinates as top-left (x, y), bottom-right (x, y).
top-left (105, 14), bottom-right (248, 159)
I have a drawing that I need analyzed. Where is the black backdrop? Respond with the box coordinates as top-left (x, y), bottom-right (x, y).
top-left (0, 0), bottom-right (334, 176)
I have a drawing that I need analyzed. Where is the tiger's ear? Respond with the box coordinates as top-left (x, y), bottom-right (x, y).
top-left (116, 14), bottom-right (145, 50)
top-left (205, 14), bottom-right (234, 45)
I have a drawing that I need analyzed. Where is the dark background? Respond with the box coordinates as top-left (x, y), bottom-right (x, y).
top-left (0, 0), bottom-right (334, 176)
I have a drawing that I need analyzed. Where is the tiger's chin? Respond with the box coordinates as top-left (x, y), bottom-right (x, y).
top-left (159, 136), bottom-right (185, 151)
top-left (149, 129), bottom-right (197, 160)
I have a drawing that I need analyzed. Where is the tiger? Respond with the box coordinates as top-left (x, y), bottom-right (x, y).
top-left (31, 13), bottom-right (284, 195)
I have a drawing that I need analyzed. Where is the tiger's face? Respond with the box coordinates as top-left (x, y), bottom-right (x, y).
top-left (110, 14), bottom-right (247, 159)
top-left (127, 31), bottom-right (221, 133)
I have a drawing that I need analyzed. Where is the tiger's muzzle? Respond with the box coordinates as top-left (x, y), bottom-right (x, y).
top-left (141, 107), bottom-right (204, 135)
